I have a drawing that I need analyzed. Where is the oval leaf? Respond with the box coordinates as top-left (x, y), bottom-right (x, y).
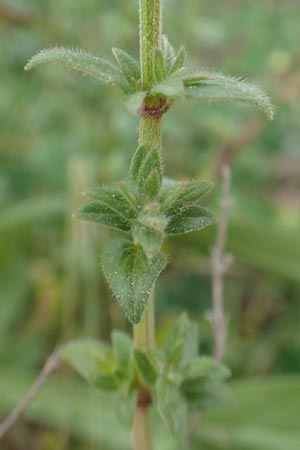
top-left (60, 339), bottom-right (118, 390)
top-left (102, 239), bottom-right (168, 323)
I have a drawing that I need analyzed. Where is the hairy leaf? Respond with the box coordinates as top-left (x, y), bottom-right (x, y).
top-left (132, 222), bottom-right (164, 259)
top-left (161, 35), bottom-right (176, 73)
top-left (75, 198), bottom-right (132, 232)
top-left (137, 149), bottom-right (163, 196)
top-left (129, 145), bottom-right (148, 182)
top-left (156, 375), bottom-right (187, 436)
top-left (183, 70), bottom-right (275, 120)
top-left (134, 209), bottom-right (167, 257)
top-left (166, 204), bottom-right (217, 235)
top-left (124, 91), bottom-right (147, 115)
top-left (83, 185), bottom-right (138, 217)
top-left (129, 145), bottom-right (163, 197)
top-left (152, 77), bottom-right (184, 99)
top-left (25, 47), bottom-right (132, 93)
top-left (60, 339), bottom-right (118, 390)
top-left (161, 179), bottom-right (213, 213)
top-left (116, 180), bottom-right (141, 211)
top-left (170, 45), bottom-right (186, 75)
top-left (101, 239), bottom-right (167, 323)
top-left (112, 48), bottom-right (140, 84)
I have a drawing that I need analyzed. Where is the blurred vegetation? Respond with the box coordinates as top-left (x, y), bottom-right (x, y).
top-left (0, 0), bottom-right (300, 449)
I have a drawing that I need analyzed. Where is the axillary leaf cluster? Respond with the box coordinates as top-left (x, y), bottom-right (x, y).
top-left (25, 1), bottom-right (274, 442)
top-left (25, 38), bottom-right (275, 120)
top-left (25, 36), bottom-right (274, 323)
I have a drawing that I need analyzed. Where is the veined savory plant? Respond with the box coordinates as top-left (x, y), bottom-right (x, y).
top-left (24, 1), bottom-right (274, 449)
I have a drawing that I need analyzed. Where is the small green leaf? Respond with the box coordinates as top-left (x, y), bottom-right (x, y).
top-left (116, 180), bottom-right (141, 211)
top-left (132, 222), bottom-right (164, 259)
top-left (183, 70), bottom-right (275, 120)
top-left (166, 205), bottom-right (217, 235)
top-left (101, 239), bottom-right (167, 323)
top-left (134, 209), bottom-right (167, 257)
top-left (137, 148), bottom-right (163, 196)
top-left (183, 356), bottom-right (231, 382)
top-left (156, 375), bottom-right (187, 436)
top-left (134, 349), bottom-right (158, 385)
top-left (162, 313), bottom-right (199, 366)
top-left (60, 339), bottom-right (118, 390)
top-left (152, 77), bottom-right (184, 99)
top-left (153, 49), bottom-right (166, 82)
top-left (129, 145), bottom-right (163, 197)
top-left (83, 185), bottom-right (138, 218)
top-left (129, 146), bottom-right (148, 183)
top-left (161, 35), bottom-right (176, 73)
top-left (181, 357), bottom-right (231, 411)
top-left (25, 47), bottom-right (131, 93)
top-left (124, 92), bottom-right (146, 115)
top-left (75, 200), bottom-right (131, 232)
top-left (161, 179), bottom-right (213, 213)
top-left (112, 48), bottom-right (140, 83)
top-left (142, 169), bottom-right (161, 198)
top-left (170, 45), bottom-right (186, 74)
top-left (112, 330), bottom-right (133, 379)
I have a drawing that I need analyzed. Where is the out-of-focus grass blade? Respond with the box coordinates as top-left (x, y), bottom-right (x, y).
top-left (195, 376), bottom-right (300, 450)
top-left (176, 219), bottom-right (300, 282)
top-left (0, 196), bottom-right (66, 234)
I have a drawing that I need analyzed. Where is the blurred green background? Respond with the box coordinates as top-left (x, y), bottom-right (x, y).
top-left (1, 0), bottom-right (300, 449)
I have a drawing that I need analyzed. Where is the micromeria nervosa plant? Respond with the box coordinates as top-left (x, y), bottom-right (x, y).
top-left (25, 1), bottom-right (274, 449)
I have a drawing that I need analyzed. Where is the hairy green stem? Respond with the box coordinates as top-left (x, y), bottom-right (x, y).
top-left (139, 117), bottom-right (162, 148)
top-left (139, 0), bottom-right (162, 90)
top-left (131, 2), bottom-right (163, 449)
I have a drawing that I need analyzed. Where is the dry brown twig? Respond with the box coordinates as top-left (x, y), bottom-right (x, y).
top-left (211, 165), bottom-right (233, 362)
top-left (0, 349), bottom-right (60, 440)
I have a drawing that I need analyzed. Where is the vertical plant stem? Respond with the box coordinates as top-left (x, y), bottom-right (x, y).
top-left (133, 291), bottom-right (155, 350)
top-left (211, 165), bottom-right (233, 361)
top-left (131, 2), bottom-right (163, 449)
top-left (139, 0), bottom-right (162, 90)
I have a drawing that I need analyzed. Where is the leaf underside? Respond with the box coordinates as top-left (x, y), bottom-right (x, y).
top-left (183, 70), bottom-right (275, 120)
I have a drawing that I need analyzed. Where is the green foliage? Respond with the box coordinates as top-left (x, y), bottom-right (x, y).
top-left (59, 314), bottom-right (230, 438)
top-left (61, 339), bottom-right (119, 390)
top-left (129, 145), bottom-right (163, 196)
top-left (15, 1), bottom-right (281, 448)
top-left (75, 184), bottom-right (136, 232)
top-left (75, 147), bottom-right (215, 321)
top-left (156, 375), bottom-right (187, 437)
top-left (182, 71), bottom-right (275, 120)
top-left (101, 239), bottom-right (167, 323)
top-left (25, 47), bottom-right (131, 92)
top-left (112, 48), bottom-right (141, 86)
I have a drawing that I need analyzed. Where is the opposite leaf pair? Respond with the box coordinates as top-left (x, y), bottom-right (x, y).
top-left (25, 36), bottom-right (274, 120)
top-left (61, 313), bottom-right (230, 437)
